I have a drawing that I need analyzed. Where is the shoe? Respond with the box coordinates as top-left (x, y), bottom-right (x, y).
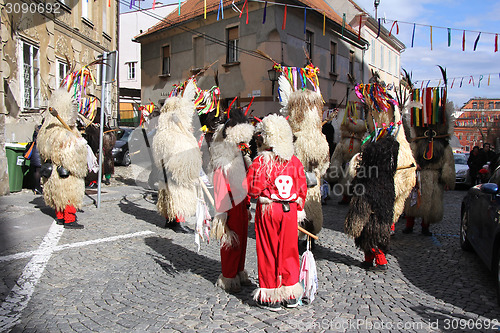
top-left (64, 221), bottom-right (84, 229)
top-left (34, 188), bottom-right (43, 195)
top-left (86, 182), bottom-right (97, 189)
top-left (402, 227), bottom-right (413, 234)
top-left (370, 264), bottom-right (388, 272)
top-left (172, 223), bottom-right (194, 234)
top-left (360, 261), bottom-right (374, 269)
top-left (256, 300), bottom-right (281, 312)
top-left (104, 179), bottom-right (110, 185)
top-left (421, 228), bottom-right (432, 236)
top-left (56, 218), bottom-right (65, 225)
top-left (282, 298), bottom-right (299, 308)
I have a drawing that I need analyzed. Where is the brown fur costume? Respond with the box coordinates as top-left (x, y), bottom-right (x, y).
top-left (84, 123), bottom-right (116, 178)
top-left (404, 103), bottom-right (455, 224)
top-left (152, 80), bottom-right (202, 220)
top-left (37, 89), bottom-right (88, 211)
top-left (345, 135), bottom-right (399, 253)
top-left (278, 76), bottom-right (330, 236)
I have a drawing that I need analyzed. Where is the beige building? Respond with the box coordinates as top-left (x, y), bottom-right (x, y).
top-left (0, 0), bottom-right (118, 194)
top-left (135, 0), bottom-right (369, 117)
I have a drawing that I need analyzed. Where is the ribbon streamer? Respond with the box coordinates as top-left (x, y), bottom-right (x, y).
top-left (263, 1), bottom-right (267, 24)
top-left (488, 74), bottom-right (491, 86)
top-left (304, 8), bottom-right (307, 35)
top-left (377, 18), bottom-right (381, 39)
top-left (178, 0), bottom-right (181, 15)
top-left (109, 0), bottom-right (111, 7)
top-left (430, 26), bottom-right (433, 50)
top-left (282, 4), bottom-right (287, 30)
top-left (341, 13), bottom-right (346, 37)
top-left (411, 23), bottom-right (415, 47)
top-left (129, 0), bottom-right (134, 9)
top-left (462, 30), bottom-right (466, 51)
top-left (447, 28), bottom-right (451, 47)
top-left (324, 13), bottom-right (326, 36)
top-left (389, 21), bottom-right (398, 37)
top-left (204, 0), bottom-right (206, 18)
top-left (469, 76), bottom-right (474, 86)
top-left (478, 75), bottom-right (483, 88)
top-left (495, 34), bottom-right (498, 52)
top-left (460, 77), bottom-right (464, 88)
top-left (474, 32), bottom-right (481, 51)
top-left (451, 78), bottom-right (455, 89)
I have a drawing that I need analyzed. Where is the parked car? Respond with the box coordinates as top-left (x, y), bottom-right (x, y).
top-left (454, 153), bottom-right (470, 187)
top-left (112, 128), bottom-right (133, 166)
top-left (460, 166), bottom-right (500, 305)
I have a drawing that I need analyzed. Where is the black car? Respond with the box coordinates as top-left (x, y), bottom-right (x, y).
top-left (460, 166), bottom-right (500, 305)
top-left (112, 128), bottom-right (133, 166)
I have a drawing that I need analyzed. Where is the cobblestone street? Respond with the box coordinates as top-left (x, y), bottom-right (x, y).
top-left (1, 166), bottom-right (499, 332)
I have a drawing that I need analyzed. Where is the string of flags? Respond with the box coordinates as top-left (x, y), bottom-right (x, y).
top-left (414, 73), bottom-right (500, 89)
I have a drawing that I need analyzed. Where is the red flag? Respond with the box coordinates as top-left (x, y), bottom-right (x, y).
top-left (282, 5), bottom-right (287, 30)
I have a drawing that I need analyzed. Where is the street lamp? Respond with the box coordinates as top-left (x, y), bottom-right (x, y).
top-left (374, 0), bottom-right (380, 20)
top-left (268, 68), bottom-right (279, 101)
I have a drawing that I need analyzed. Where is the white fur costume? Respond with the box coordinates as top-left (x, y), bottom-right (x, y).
top-left (37, 89), bottom-right (88, 212)
top-left (278, 75), bottom-right (330, 236)
top-left (152, 80), bottom-right (202, 220)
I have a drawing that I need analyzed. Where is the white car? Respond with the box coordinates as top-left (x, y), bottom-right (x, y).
top-left (454, 153), bottom-right (470, 187)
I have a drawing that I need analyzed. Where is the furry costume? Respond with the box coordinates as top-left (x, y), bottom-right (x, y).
top-left (278, 75), bottom-right (330, 236)
top-left (345, 135), bottom-right (399, 260)
top-left (246, 114), bottom-right (307, 305)
top-left (210, 108), bottom-right (254, 292)
top-left (403, 100), bottom-right (455, 231)
top-left (37, 89), bottom-right (88, 225)
top-left (325, 103), bottom-right (367, 202)
top-left (152, 79), bottom-right (202, 222)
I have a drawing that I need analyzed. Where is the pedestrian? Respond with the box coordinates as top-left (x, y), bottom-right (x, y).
top-left (27, 122), bottom-right (43, 195)
top-left (468, 146), bottom-right (485, 185)
top-left (246, 114), bottom-right (307, 311)
top-left (210, 107), bottom-right (254, 293)
top-left (37, 89), bottom-right (87, 229)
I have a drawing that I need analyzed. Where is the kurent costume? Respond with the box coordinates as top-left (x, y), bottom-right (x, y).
top-left (277, 65), bottom-right (330, 237)
top-left (210, 108), bottom-right (254, 292)
top-left (152, 79), bottom-right (202, 233)
top-left (325, 102), bottom-right (367, 204)
top-left (403, 86), bottom-right (455, 235)
top-left (37, 89), bottom-right (88, 228)
top-left (246, 114), bottom-right (307, 310)
top-left (345, 81), bottom-right (416, 270)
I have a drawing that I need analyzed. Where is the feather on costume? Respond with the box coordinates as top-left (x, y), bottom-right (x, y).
top-left (152, 79), bottom-right (202, 221)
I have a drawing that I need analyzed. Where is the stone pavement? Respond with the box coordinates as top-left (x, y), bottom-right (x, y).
top-left (1, 167), bottom-right (500, 332)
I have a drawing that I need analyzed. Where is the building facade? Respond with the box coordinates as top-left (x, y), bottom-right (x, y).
top-left (0, 0), bottom-right (118, 194)
top-left (135, 0), bottom-right (369, 118)
top-left (119, 3), bottom-right (176, 125)
top-left (454, 98), bottom-right (500, 152)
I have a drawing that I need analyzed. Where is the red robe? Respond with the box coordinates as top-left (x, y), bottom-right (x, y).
top-left (246, 154), bottom-right (307, 302)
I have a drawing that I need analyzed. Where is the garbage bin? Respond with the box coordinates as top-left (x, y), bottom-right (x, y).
top-left (5, 143), bottom-right (27, 192)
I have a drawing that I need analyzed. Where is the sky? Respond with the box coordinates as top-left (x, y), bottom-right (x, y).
top-left (121, 0), bottom-right (500, 108)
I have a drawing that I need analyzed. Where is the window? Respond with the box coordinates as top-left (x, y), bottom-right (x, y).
top-left (371, 39), bottom-right (375, 63)
top-left (479, 102), bottom-right (484, 109)
top-left (193, 36), bottom-right (205, 69)
top-left (380, 45), bottom-right (384, 69)
top-left (127, 62), bottom-right (136, 80)
top-left (305, 31), bottom-right (313, 62)
top-left (22, 42), bottom-right (40, 110)
top-left (349, 51), bottom-right (355, 77)
top-left (227, 27), bottom-right (239, 63)
top-left (459, 134), bottom-right (462, 140)
top-left (488, 101), bottom-right (494, 109)
top-left (82, 0), bottom-right (89, 19)
top-left (388, 50), bottom-right (392, 74)
top-left (102, 3), bottom-right (108, 33)
top-left (330, 42), bottom-right (337, 73)
top-left (496, 102), bottom-right (500, 109)
top-left (162, 45), bottom-right (170, 75)
top-left (56, 59), bottom-right (68, 87)
top-left (472, 102), bottom-right (477, 108)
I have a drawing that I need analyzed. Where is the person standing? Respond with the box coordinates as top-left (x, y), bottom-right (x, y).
top-left (37, 89), bottom-right (87, 229)
top-left (468, 146), bottom-right (486, 185)
top-left (246, 114), bottom-right (307, 311)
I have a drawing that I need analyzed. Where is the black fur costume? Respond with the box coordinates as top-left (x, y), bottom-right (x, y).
top-left (345, 135), bottom-right (399, 253)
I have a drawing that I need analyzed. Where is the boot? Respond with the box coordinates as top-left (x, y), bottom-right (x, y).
top-left (402, 216), bottom-right (415, 234)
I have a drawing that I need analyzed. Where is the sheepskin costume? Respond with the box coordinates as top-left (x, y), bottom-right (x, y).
top-left (246, 114), bottom-right (307, 305)
top-left (278, 75), bottom-right (330, 236)
top-left (325, 105), bottom-right (367, 202)
top-left (152, 79), bottom-right (202, 222)
top-left (403, 101), bottom-right (455, 227)
top-left (37, 89), bottom-right (88, 218)
top-left (210, 108), bottom-right (254, 292)
top-left (345, 135), bottom-right (399, 256)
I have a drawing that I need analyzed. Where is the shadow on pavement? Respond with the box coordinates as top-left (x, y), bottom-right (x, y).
top-left (144, 236), bottom-right (256, 306)
top-left (29, 196), bottom-right (56, 219)
top-left (118, 195), bottom-right (164, 228)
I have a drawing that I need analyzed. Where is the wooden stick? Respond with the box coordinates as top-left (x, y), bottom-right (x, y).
top-left (49, 107), bottom-right (72, 131)
top-left (298, 225), bottom-right (319, 240)
top-left (199, 177), bottom-right (215, 208)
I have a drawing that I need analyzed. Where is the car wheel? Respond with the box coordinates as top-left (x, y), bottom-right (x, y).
top-left (460, 210), bottom-right (473, 251)
top-left (122, 150), bottom-right (131, 166)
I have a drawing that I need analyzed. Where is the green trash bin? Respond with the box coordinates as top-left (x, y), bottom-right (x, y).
top-left (5, 143), bottom-right (27, 192)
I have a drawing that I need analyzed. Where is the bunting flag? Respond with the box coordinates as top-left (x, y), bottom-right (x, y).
top-left (462, 30), bottom-right (466, 51)
top-left (411, 23), bottom-right (415, 47)
top-left (282, 4), bottom-right (287, 30)
top-left (474, 32), bottom-right (481, 51)
top-left (217, 0), bottom-right (223, 20)
top-left (324, 13), bottom-right (326, 36)
top-left (447, 28), bottom-right (451, 47)
top-left (204, 0), bottom-right (206, 18)
top-left (178, 0), bottom-right (181, 15)
top-left (478, 75), bottom-right (483, 88)
top-left (451, 78), bottom-right (455, 89)
top-left (262, 1), bottom-right (267, 24)
top-left (430, 26), bottom-right (433, 50)
top-left (377, 18), bottom-right (381, 39)
top-left (495, 34), bottom-right (498, 52)
top-left (488, 74), bottom-right (491, 86)
top-left (304, 8), bottom-right (307, 35)
top-left (129, 0), bottom-right (134, 9)
top-left (389, 21), bottom-right (399, 37)
top-left (469, 76), bottom-right (474, 86)
top-left (460, 77), bottom-right (464, 87)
